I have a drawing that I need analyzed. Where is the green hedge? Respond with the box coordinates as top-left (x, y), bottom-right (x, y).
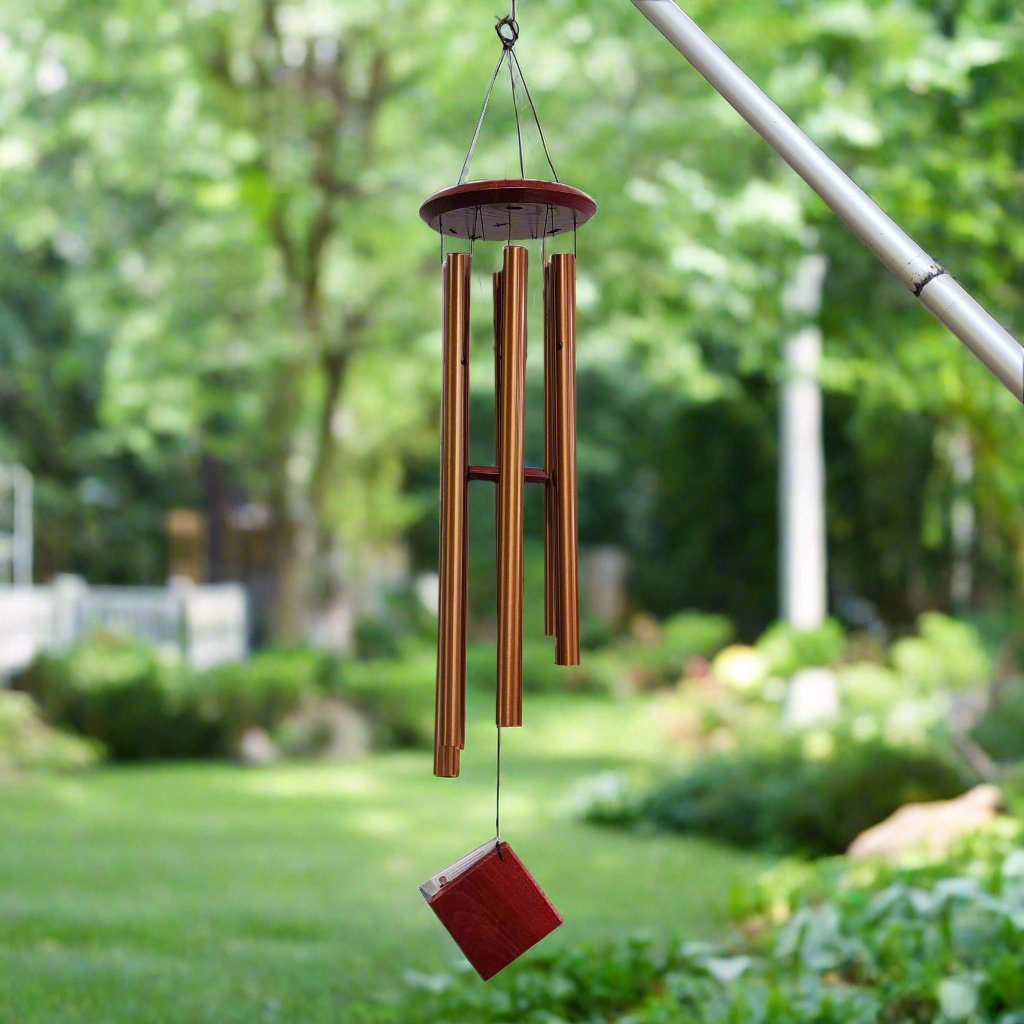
top-left (600, 735), bottom-right (973, 856)
top-left (335, 651), bottom-right (434, 749)
top-left (16, 633), bottom-right (216, 760)
top-left (196, 647), bottom-right (324, 751)
top-left (15, 636), bottom-right (434, 761)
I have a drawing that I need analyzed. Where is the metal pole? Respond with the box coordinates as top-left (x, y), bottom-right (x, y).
top-left (631, 0), bottom-right (1024, 403)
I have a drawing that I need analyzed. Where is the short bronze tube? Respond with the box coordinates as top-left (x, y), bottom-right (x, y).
top-left (551, 253), bottom-right (580, 666)
top-left (434, 251), bottom-right (471, 774)
top-left (434, 744), bottom-right (460, 779)
top-left (543, 260), bottom-right (558, 639)
top-left (495, 245), bottom-right (528, 727)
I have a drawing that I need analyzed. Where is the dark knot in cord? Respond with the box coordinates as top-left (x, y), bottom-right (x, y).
top-left (496, 15), bottom-right (519, 50)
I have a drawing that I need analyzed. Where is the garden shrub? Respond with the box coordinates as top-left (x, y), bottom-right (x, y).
top-left (618, 611), bottom-right (735, 688)
top-left (16, 633), bottom-right (216, 760)
top-left (636, 735), bottom-right (973, 855)
top-left (356, 825), bottom-right (1024, 1024)
top-left (973, 679), bottom-right (1024, 763)
top-left (572, 770), bottom-right (647, 827)
top-left (890, 612), bottom-right (991, 692)
top-left (353, 587), bottom-right (437, 661)
top-left (195, 647), bottom-right (327, 748)
top-left (333, 651), bottom-right (434, 748)
top-left (466, 638), bottom-right (614, 695)
top-left (0, 690), bottom-right (103, 772)
top-left (756, 618), bottom-right (846, 677)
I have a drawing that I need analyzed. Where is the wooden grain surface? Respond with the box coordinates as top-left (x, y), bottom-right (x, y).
top-left (427, 842), bottom-right (563, 981)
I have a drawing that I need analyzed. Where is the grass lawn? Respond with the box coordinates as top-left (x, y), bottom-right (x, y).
top-left (0, 692), bottom-right (773, 1023)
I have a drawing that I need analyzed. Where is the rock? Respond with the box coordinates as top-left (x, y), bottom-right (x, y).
top-left (235, 727), bottom-right (279, 766)
top-left (276, 699), bottom-right (372, 761)
top-left (847, 784), bottom-right (1002, 862)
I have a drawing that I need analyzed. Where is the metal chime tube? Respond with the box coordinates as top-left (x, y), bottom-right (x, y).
top-left (493, 272), bottom-right (504, 570)
top-left (434, 251), bottom-right (471, 777)
top-left (543, 261), bottom-right (557, 638)
top-left (550, 253), bottom-right (580, 666)
top-left (496, 245), bottom-right (528, 727)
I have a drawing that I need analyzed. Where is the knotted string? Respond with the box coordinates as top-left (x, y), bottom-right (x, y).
top-left (457, 3), bottom-right (559, 186)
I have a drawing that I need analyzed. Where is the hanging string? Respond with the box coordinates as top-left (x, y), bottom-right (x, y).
top-left (458, 49), bottom-right (508, 185)
top-left (456, 2), bottom-right (560, 186)
top-left (495, 726), bottom-right (504, 857)
top-left (508, 48), bottom-right (526, 178)
top-left (508, 49), bottom-right (560, 183)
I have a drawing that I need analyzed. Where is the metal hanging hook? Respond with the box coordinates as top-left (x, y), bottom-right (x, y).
top-left (495, 0), bottom-right (518, 49)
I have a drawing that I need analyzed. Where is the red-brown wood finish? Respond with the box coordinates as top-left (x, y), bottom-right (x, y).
top-left (427, 843), bottom-right (563, 981)
top-left (420, 179), bottom-right (597, 241)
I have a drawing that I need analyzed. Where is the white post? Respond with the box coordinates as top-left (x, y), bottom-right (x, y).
top-left (948, 430), bottom-right (975, 610)
top-left (13, 464), bottom-right (33, 586)
top-left (51, 574), bottom-right (86, 649)
top-left (630, 0), bottom-right (1024, 403)
top-left (780, 256), bottom-right (828, 629)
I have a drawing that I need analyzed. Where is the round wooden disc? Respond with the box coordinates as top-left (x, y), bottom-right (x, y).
top-left (420, 179), bottom-right (597, 242)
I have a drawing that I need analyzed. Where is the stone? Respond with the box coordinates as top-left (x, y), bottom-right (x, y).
top-left (847, 784), bottom-right (1002, 862)
top-left (235, 727), bottom-right (279, 766)
top-left (276, 699), bottom-right (372, 761)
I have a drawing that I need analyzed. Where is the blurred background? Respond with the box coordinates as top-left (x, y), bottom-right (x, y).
top-left (1, 1), bottom-right (1024, 1022)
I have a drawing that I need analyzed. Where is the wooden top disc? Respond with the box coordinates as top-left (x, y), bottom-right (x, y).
top-left (420, 179), bottom-right (597, 242)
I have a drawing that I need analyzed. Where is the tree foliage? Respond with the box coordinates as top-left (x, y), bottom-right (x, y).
top-left (0, 0), bottom-right (1021, 633)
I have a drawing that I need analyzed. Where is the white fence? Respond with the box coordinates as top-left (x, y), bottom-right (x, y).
top-left (0, 577), bottom-right (248, 678)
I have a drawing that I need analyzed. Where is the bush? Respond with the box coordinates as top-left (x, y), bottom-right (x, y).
top-left (755, 618), bottom-right (846, 677)
top-left (618, 612), bottom-right (735, 688)
top-left (573, 770), bottom-right (647, 827)
top-left (352, 587), bottom-right (437, 661)
top-left (331, 651), bottom-right (434, 748)
top-left (973, 679), bottom-right (1024, 763)
top-left (0, 690), bottom-right (103, 772)
top-left (16, 633), bottom-right (216, 760)
top-left (636, 735), bottom-right (973, 855)
top-left (465, 638), bottom-right (614, 695)
top-left (195, 647), bottom-right (327, 749)
top-left (358, 825), bottom-right (1024, 1024)
top-left (890, 612), bottom-right (991, 692)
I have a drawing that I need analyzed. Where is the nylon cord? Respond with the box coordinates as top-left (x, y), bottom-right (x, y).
top-left (456, 5), bottom-right (560, 186)
top-left (509, 48), bottom-right (559, 183)
top-left (458, 49), bottom-right (508, 185)
top-left (495, 726), bottom-right (504, 857)
top-left (509, 50), bottom-right (526, 178)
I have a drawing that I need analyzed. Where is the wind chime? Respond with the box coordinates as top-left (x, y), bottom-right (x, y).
top-left (417, 3), bottom-right (597, 981)
top-left (421, 14), bottom-right (597, 782)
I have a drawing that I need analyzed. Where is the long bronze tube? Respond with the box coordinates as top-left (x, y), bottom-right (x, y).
top-left (543, 260), bottom-right (558, 639)
top-left (495, 245), bottom-right (528, 727)
top-left (434, 251), bottom-right (471, 776)
top-left (551, 253), bottom-right (580, 666)
top-left (493, 272), bottom-right (503, 572)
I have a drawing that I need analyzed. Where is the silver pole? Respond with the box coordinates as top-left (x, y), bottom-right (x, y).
top-left (631, 0), bottom-right (1024, 402)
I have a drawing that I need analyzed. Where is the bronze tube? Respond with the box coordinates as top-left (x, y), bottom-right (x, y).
top-left (434, 251), bottom-right (471, 774)
top-left (495, 245), bottom-right (528, 727)
top-left (434, 744), bottom-right (460, 779)
top-left (543, 260), bottom-right (558, 639)
top-left (551, 253), bottom-right (580, 666)
top-left (493, 272), bottom-right (503, 571)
